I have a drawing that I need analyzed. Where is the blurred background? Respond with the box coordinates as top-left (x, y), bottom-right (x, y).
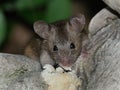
top-left (0, 0), bottom-right (106, 55)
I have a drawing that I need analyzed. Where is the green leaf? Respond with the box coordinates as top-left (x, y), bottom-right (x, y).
top-left (15, 0), bottom-right (45, 10)
top-left (0, 10), bottom-right (7, 46)
top-left (45, 0), bottom-right (71, 23)
top-left (18, 10), bottom-right (45, 23)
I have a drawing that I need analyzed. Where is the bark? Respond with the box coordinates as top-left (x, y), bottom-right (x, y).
top-left (0, 53), bottom-right (42, 90)
top-left (87, 0), bottom-right (120, 89)
top-left (87, 13), bottom-right (120, 90)
top-left (103, 0), bottom-right (120, 14)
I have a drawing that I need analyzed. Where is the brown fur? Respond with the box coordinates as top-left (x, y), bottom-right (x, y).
top-left (24, 14), bottom-right (87, 68)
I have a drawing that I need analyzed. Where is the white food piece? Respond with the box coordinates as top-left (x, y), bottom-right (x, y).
top-left (41, 64), bottom-right (81, 90)
top-left (43, 64), bottom-right (55, 72)
top-left (56, 67), bottom-right (64, 73)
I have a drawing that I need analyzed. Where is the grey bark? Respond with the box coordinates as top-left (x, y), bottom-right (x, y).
top-left (88, 19), bottom-right (120, 90)
top-left (103, 0), bottom-right (120, 14)
top-left (87, 9), bottom-right (120, 90)
top-left (0, 53), bottom-right (44, 90)
top-left (87, 0), bottom-right (120, 89)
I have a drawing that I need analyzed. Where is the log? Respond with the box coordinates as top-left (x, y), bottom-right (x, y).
top-left (0, 53), bottom-right (42, 90)
top-left (87, 8), bottom-right (120, 90)
top-left (103, 0), bottom-right (120, 14)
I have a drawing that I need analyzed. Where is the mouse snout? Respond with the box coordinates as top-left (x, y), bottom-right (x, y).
top-left (59, 56), bottom-right (73, 67)
top-left (56, 50), bottom-right (76, 67)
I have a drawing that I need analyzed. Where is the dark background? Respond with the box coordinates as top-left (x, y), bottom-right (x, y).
top-left (0, 0), bottom-right (106, 54)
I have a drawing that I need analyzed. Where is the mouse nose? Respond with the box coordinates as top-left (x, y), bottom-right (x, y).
top-left (60, 57), bottom-right (72, 67)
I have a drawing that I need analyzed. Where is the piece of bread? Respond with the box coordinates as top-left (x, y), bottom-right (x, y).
top-left (41, 64), bottom-right (81, 90)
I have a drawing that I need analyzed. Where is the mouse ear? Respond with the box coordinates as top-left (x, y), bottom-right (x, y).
top-left (33, 21), bottom-right (50, 39)
top-left (68, 14), bottom-right (85, 32)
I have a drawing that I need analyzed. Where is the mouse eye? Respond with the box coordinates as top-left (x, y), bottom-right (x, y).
top-left (70, 43), bottom-right (75, 49)
top-left (53, 45), bottom-right (58, 51)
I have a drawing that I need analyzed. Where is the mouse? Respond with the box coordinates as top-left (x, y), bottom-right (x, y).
top-left (24, 14), bottom-right (87, 69)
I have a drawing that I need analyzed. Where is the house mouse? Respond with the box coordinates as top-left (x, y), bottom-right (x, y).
top-left (24, 14), bottom-right (87, 70)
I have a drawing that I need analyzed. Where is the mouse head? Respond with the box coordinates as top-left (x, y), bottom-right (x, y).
top-left (34, 14), bottom-right (85, 68)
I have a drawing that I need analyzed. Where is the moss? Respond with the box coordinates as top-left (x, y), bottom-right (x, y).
top-left (7, 66), bottom-right (28, 78)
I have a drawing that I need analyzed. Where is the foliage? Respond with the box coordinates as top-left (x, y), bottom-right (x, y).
top-left (0, 0), bottom-right (71, 46)
top-left (45, 0), bottom-right (71, 23)
top-left (0, 10), bottom-right (6, 45)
